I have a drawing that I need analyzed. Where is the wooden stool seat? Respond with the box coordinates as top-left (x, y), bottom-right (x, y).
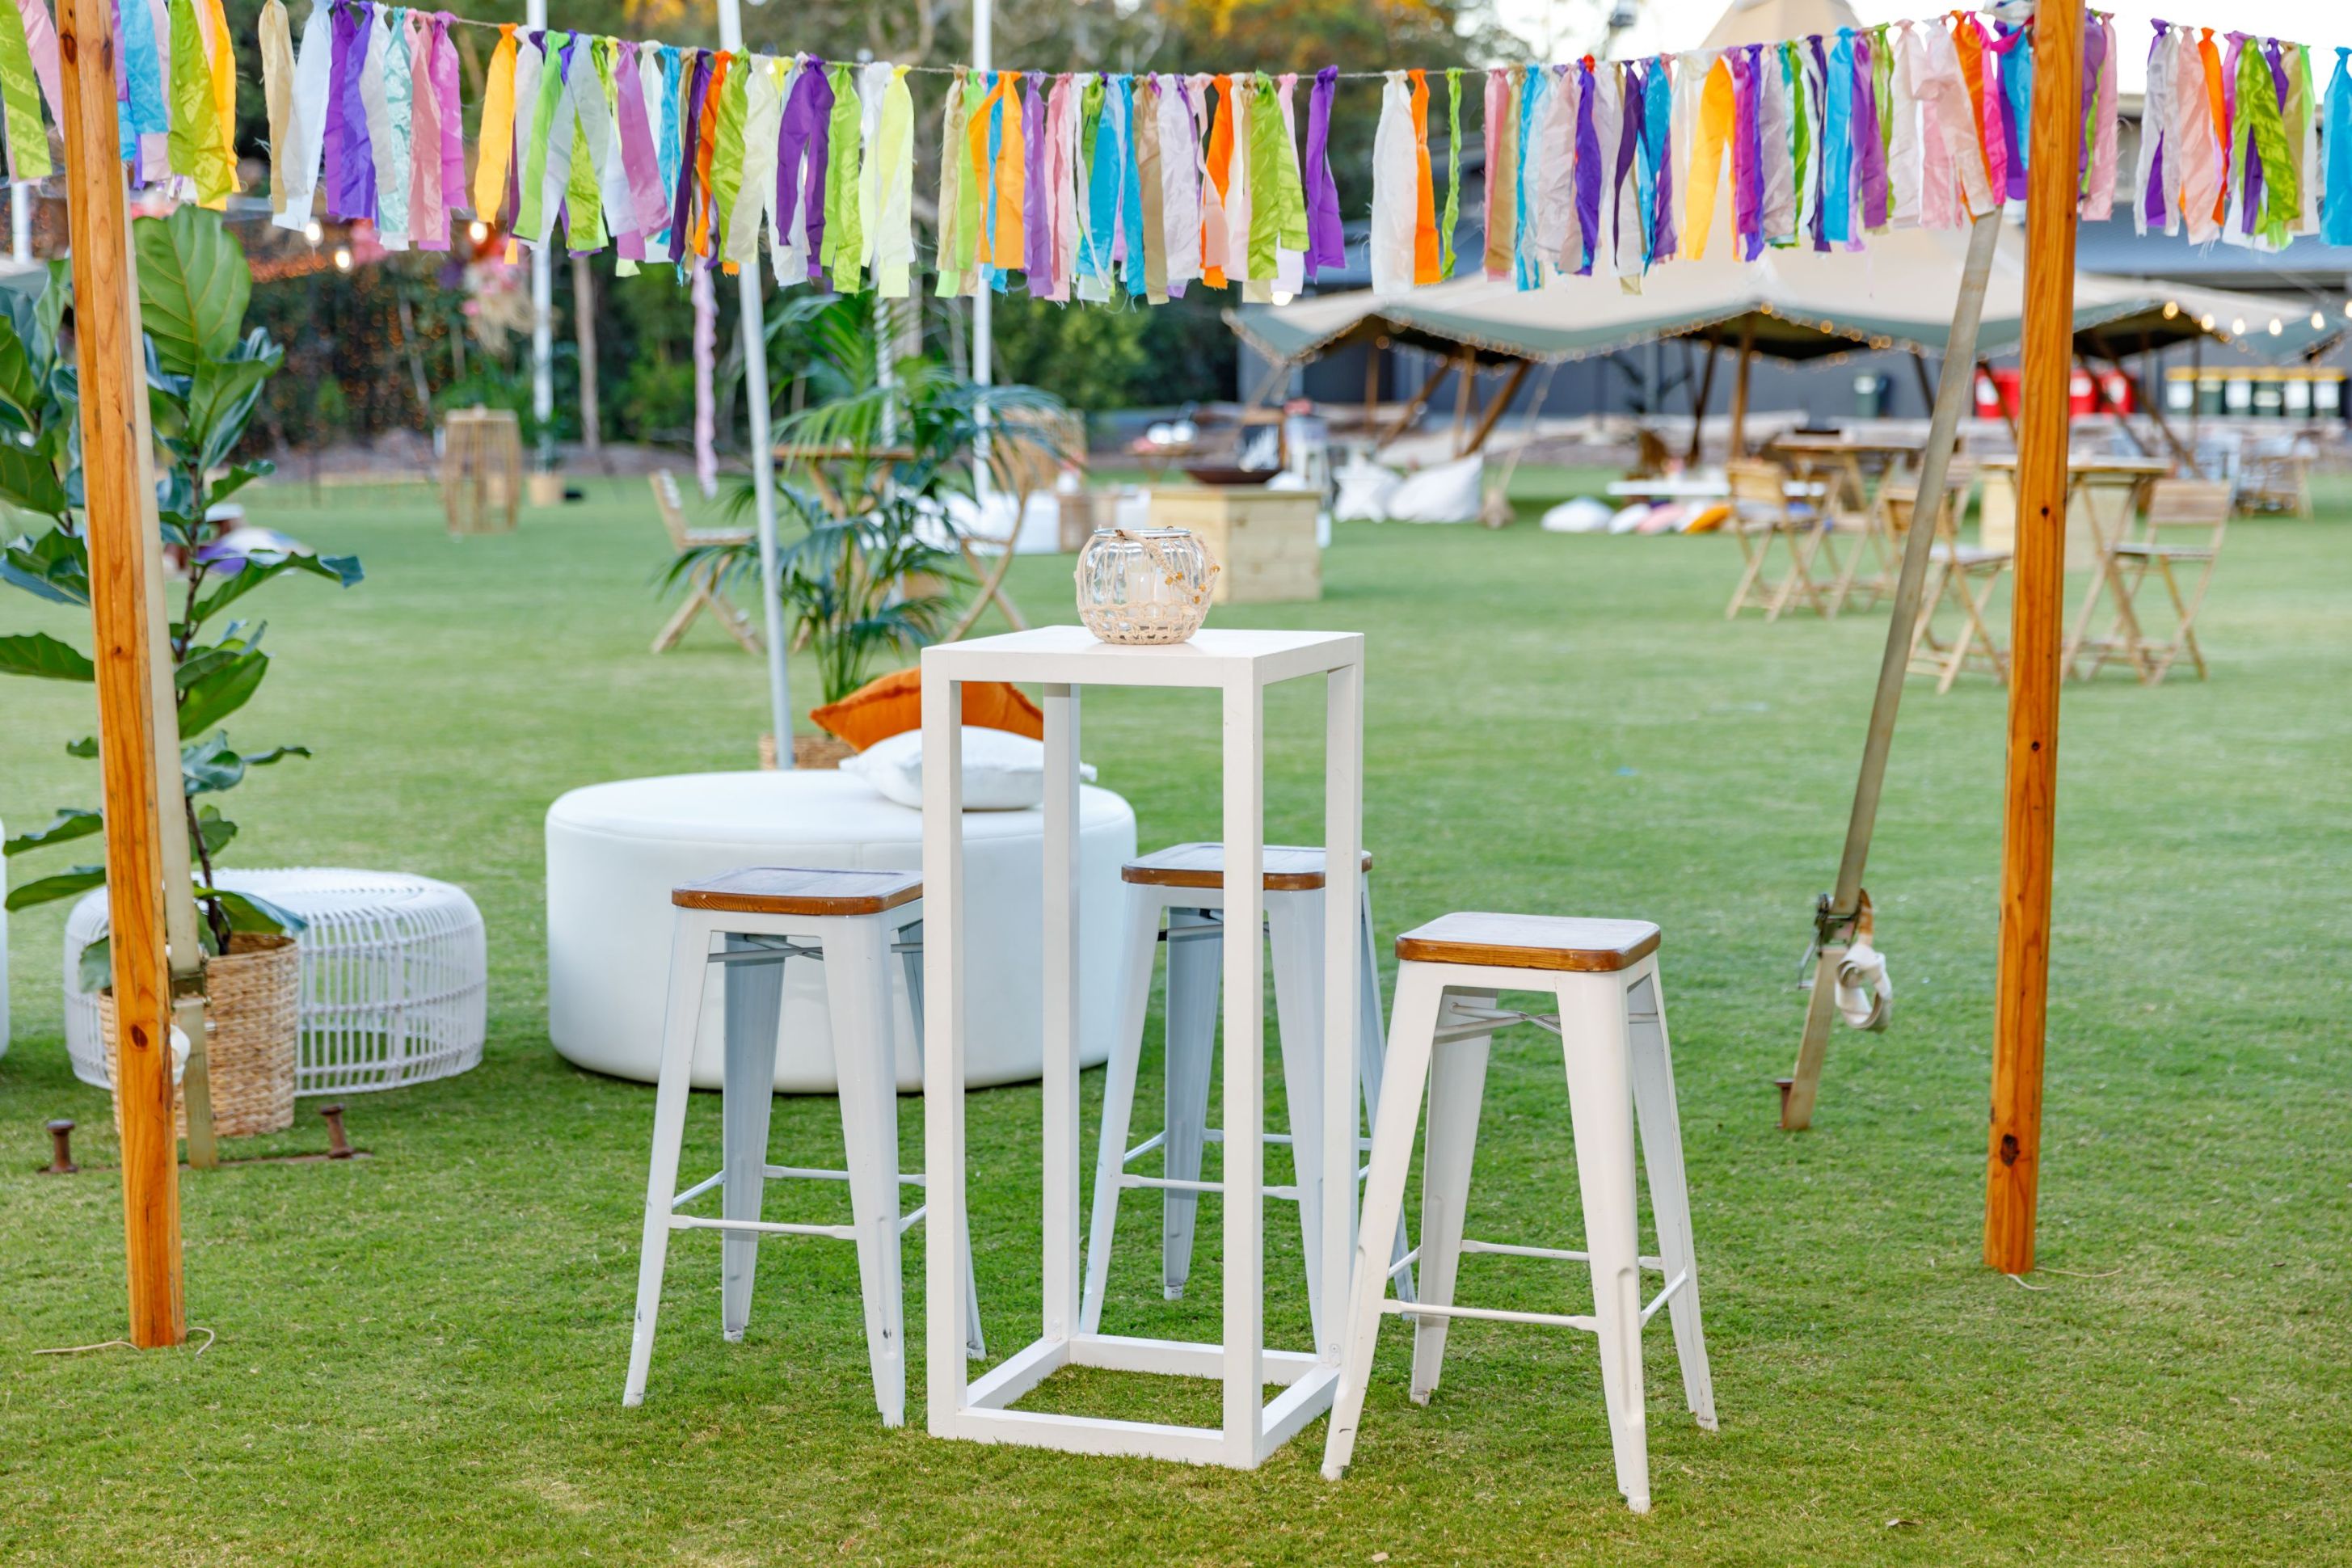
top-left (672, 866), bottom-right (922, 917)
top-left (1120, 841), bottom-right (1374, 892)
top-left (1395, 913), bottom-right (1661, 973)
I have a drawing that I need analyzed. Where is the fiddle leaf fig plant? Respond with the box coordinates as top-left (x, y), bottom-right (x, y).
top-left (1, 207), bottom-right (356, 977)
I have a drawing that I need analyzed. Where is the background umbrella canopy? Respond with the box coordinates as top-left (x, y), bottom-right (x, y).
top-left (1235, 223), bottom-right (2341, 369)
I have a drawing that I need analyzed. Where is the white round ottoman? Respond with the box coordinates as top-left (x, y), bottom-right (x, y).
top-left (545, 770), bottom-right (1136, 1093)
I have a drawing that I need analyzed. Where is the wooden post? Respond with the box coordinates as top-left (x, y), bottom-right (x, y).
top-left (1461, 358), bottom-right (1531, 457)
top-left (571, 254), bottom-right (601, 457)
top-left (1728, 318), bottom-right (1755, 458)
top-left (1684, 338), bottom-right (1721, 467)
top-left (1986, 0), bottom-right (2083, 1277)
top-left (1379, 354), bottom-right (1452, 445)
top-left (1781, 213), bottom-right (2002, 1132)
top-left (1361, 335), bottom-right (1381, 426)
top-left (1450, 349), bottom-right (1475, 456)
top-left (58, 0), bottom-right (183, 1345)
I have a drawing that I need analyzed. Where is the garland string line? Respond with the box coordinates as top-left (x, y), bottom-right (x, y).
top-left (5, 0), bottom-right (2341, 306)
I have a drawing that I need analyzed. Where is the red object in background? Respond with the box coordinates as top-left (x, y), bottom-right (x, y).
top-left (1975, 366), bottom-right (2131, 419)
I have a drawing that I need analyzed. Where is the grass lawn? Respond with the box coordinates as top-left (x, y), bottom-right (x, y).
top-left (2, 475), bottom-right (2347, 1566)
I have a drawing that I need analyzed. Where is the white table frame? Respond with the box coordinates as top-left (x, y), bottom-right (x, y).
top-left (921, 626), bottom-right (1365, 1468)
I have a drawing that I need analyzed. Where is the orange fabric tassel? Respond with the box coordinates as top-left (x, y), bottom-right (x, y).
top-left (992, 74), bottom-right (1026, 268)
top-left (2197, 28), bottom-right (2228, 225)
top-left (691, 52), bottom-right (733, 261)
top-left (1951, 14), bottom-right (1992, 181)
top-left (1408, 69), bottom-right (1439, 284)
top-left (1204, 74), bottom-right (1235, 287)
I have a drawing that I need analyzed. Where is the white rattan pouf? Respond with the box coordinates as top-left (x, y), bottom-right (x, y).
top-left (64, 869), bottom-right (487, 1096)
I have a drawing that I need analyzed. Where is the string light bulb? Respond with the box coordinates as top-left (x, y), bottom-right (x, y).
top-left (2315, 312), bottom-right (2329, 331)
top-left (2162, 301), bottom-right (2178, 319)
top-left (2269, 318), bottom-right (2282, 336)
top-left (2232, 317), bottom-right (2246, 335)
top-left (303, 220), bottom-right (322, 245)
top-left (333, 246), bottom-right (353, 272)
top-left (2200, 313), bottom-right (2215, 331)
top-left (469, 220), bottom-right (490, 243)
top-left (1271, 289), bottom-right (1293, 306)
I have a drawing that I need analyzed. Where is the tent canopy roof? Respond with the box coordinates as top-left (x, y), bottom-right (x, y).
top-left (1234, 224), bottom-right (2341, 369)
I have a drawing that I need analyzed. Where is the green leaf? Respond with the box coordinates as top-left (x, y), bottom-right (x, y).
top-left (6, 862), bottom-right (104, 911)
top-left (0, 310), bottom-right (44, 428)
top-left (180, 730), bottom-right (246, 795)
top-left (0, 630), bottom-right (94, 680)
top-left (206, 460), bottom-right (274, 510)
top-left (135, 206), bottom-right (251, 377)
top-left (241, 744), bottom-right (310, 767)
top-left (77, 934), bottom-right (112, 995)
top-left (187, 348), bottom-right (279, 472)
top-left (0, 437), bottom-right (67, 517)
top-left (65, 736), bottom-right (97, 757)
top-left (0, 527), bottom-right (89, 605)
top-left (193, 804), bottom-right (235, 858)
top-left (4, 807), bottom-right (100, 857)
top-left (196, 886), bottom-right (306, 937)
top-left (175, 647), bottom-right (268, 735)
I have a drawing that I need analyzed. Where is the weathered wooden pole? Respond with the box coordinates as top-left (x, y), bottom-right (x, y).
top-left (57, 0), bottom-right (183, 1343)
top-left (1781, 211), bottom-right (2001, 1132)
top-left (1727, 318), bottom-right (1755, 458)
top-left (1985, 0), bottom-right (2083, 1276)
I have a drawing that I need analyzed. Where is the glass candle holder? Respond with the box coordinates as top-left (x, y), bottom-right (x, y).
top-left (1073, 527), bottom-right (1220, 644)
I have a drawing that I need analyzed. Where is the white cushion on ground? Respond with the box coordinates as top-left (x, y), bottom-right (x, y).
top-left (1333, 457), bottom-right (1402, 521)
top-left (842, 727), bottom-right (1098, 811)
top-left (545, 771), bottom-right (1136, 1092)
top-left (1385, 454), bottom-right (1484, 524)
top-left (1541, 496), bottom-right (1615, 533)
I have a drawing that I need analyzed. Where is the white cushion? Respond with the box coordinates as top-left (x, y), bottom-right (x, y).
top-left (1332, 457), bottom-right (1402, 521)
top-left (1385, 454), bottom-right (1484, 524)
top-left (842, 727), bottom-right (1097, 811)
top-left (1540, 496), bottom-right (1614, 533)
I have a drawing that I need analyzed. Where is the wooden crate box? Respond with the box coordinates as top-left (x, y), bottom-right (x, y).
top-left (1146, 487), bottom-right (1321, 605)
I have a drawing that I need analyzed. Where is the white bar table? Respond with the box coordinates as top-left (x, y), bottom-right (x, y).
top-left (921, 626), bottom-right (1365, 1467)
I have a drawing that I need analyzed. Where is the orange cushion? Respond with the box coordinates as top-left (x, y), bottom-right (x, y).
top-left (1684, 503), bottom-right (1733, 535)
top-left (810, 668), bottom-right (1046, 750)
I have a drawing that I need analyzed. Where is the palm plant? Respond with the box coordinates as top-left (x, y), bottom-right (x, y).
top-left (668, 293), bottom-right (1074, 705)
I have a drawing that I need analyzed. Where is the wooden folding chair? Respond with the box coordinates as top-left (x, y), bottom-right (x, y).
top-left (2236, 437), bottom-right (2314, 518)
top-left (649, 471), bottom-right (763, 655)
top-left (2080, 478), bottom-right (2229, 684)
top-left (1723, 460), bottom-right (1835, 621)
top-left (1895, 460), bottom-right (2010, 692)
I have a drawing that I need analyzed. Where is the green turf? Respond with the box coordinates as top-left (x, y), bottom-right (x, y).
top-left (2, 478), bottom-right (2348, 1566)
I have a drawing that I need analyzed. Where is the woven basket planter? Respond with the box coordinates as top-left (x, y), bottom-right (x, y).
top-left (103, 933), bottom-right (299, 1140)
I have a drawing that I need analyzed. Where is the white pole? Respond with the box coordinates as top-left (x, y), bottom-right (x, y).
top-left (970, 0), bottom-right (992, 508)
top-left (719, 0), bottom-right (795, 763)
top-left (10, 183), bottom-right (28, 263)
top-left (526, 0), bottom-right (553, 467)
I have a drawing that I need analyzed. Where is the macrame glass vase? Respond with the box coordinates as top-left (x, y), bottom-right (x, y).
top-left (1073, 527), bottom-right (1220, 644)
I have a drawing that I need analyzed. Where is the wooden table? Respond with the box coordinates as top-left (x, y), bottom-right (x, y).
top-left (1978, 455), bottom-right (2170, 677)
top-left (1768, 438), bottom-right (1924, 611)
top-left (921, 626), bottom-right (1365, 1468)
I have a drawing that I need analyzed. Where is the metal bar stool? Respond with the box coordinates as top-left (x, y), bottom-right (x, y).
top-left (1321, 913), bottom-right (1716, 1513)
top-left (1081, 843), bottom-right (1413, 1347)
top-left (623, 866), bottom-right (984, 1427)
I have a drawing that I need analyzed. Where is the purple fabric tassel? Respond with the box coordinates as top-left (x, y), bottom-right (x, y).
top-left (2143, 22), bottom-right (2169, 229)
top-left (1305, 65), bottom-right (1345, 276)
top-left (1614, 65), bottom-right (1642, 259)
top-left (1806, 35), bottom-right (1832, 251)
top-left (1734, 47), bottom-right (1764, 260)
top-left (325, 2), bottom-right (374, 221)
top-left (1572, 60), bottom-right (1600, 274)
top-left (773, 61), bottom-right (824, 275)
top-left (671, 51), bottom-right (711, 265)
top-left (1855, 31), bottom-right (1888, 230)
top-left (801, 61), bottom-right (835, 281)
top-left (1023, 70), bottom-right (1052, 290)
top-left (2077, 15), bottom-right (2104, 187)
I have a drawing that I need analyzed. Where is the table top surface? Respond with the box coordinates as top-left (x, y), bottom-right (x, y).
top-left (925, 624), bottom-right (1364, 686)
top-left (1769, 437), bottom-right (1924, 455)
top-left (1980, 454), bottom-right (2172, 474)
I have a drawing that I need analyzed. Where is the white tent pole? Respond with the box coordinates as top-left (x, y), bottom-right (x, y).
top-left (719, 0), bottom-right (795, 763)
top-left (10, 183), bottom-right (27, 263)
top-left (970, 0), bottom-right (992, 508)
top-left (526, 0), bottom-right (553, 467)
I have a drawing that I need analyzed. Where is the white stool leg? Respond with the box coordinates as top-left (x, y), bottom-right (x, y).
top-left (1359, 884), bottom-right (1415, 1305)
top-left (1410, 988), bottom-right (1494, 1406)
top-left (825, 914), bottom-right (907, 1427)
top-left (720, 933), bottom-right (786, 1341)
top-left (624, 912), bottom-right (714, 1407)
top-left (1267, 889), bottom-right (1329, 1343)
top-left (1160, 904), bottom-right (1222, 1300)
top-left (1321, 962), bottom-right (1445, 1481)
top-left (1557, 971), bottom-right (1650, 1514)
top-left (1626, 964), bottom-right (1715, 1431)
top-left (900, 917), bottom-right (985, 1361)
top-left (1081, 885), bottom-right (1161, 1334)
